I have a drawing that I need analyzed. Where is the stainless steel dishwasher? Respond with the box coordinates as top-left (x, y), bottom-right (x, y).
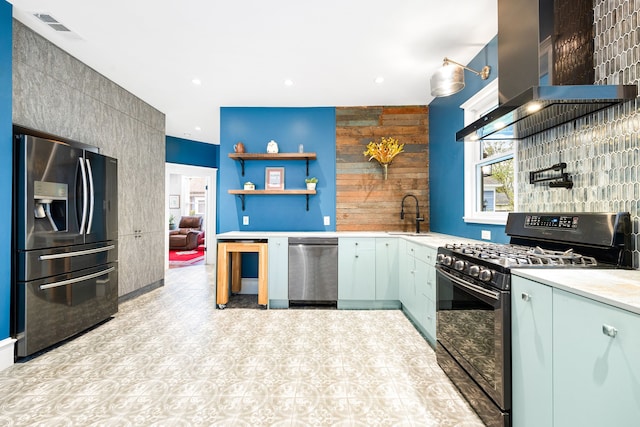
top-left (288, 237), bottom-right (338, 306)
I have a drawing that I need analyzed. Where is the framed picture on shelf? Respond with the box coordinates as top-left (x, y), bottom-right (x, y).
top-left (169, 195), bottom-right (180, 209)
top-left (265, 167), bottom-right (285, 190)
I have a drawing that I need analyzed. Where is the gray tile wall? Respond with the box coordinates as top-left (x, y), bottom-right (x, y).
top-left (12, 20), bottom-right (166, 296)
top-left (517, 0), bottom-right (640, 267)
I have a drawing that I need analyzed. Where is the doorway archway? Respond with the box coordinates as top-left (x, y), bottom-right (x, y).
top-left (165, 163), bottom-right (217, 269)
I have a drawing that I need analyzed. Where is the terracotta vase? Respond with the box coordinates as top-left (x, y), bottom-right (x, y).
top-left (233, 142), bottom-right (245, 153)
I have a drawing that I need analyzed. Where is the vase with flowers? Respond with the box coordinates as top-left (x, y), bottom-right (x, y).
top-left (363, 136), bottom-right (404, 179)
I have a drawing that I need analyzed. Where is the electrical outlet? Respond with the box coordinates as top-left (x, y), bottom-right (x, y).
top-left (243, 216), bottom-right (249, 226)
top-left (324, 216), bottom-right (331, 226)
top-left (481, 230), bottom-right (491, 240)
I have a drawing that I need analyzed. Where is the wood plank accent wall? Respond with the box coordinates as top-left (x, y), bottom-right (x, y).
top-left (336, 106), bottom-right (429, 232)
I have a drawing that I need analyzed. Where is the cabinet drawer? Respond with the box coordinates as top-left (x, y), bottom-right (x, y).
top-left (406, 242), bottom-right (436, 264)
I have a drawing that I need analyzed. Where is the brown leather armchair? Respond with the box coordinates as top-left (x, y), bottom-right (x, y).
top-left (169, 216), bottom-right (204, 250)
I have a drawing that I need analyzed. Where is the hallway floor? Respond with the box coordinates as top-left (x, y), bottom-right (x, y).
top-left (0, 265), bottom-right (484, 426)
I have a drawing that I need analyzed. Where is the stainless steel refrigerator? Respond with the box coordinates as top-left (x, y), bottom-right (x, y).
top-left (13, 133), bottom-right (118, 358)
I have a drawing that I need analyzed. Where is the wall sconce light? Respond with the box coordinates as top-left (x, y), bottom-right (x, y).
top-left (430, 57), bottom-right (491, 97)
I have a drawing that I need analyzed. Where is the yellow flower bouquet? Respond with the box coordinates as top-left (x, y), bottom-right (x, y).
top-left (363, 136), bottom-right (404, 179)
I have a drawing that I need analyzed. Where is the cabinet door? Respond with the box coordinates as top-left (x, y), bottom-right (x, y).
top-left (268, 237), bottom-right (288, 302)
top-left (511, 276), bottom-right (553, 427)
top-left (553, 289), bottom-right (640, 427)
top-left (398, 239), bottom-right (411, 307)
top-left (413, 257), bottom-right (429, 319)
top-left (401, 243), bottom-right (417, 313)
top-left (375, 238), bottom-right (399, 300)
top-left (338, 238), bottom-right (376, 300)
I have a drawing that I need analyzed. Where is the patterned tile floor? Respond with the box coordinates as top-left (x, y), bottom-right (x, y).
top-left (0, 264), bottom-right (484, 426)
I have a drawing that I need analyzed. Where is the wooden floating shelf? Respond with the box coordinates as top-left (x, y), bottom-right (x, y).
top-left (228, 152), bottom-right (317, 160)
top-left (228, 189), bottom-right (316, 195)
top-left (229, 152), bottom-right (317, 176)
top-left (228, 189), bottom-right (317, 210)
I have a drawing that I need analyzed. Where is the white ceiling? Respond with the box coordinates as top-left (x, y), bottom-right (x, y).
top-left (9, 0), bottom-right (497, 144)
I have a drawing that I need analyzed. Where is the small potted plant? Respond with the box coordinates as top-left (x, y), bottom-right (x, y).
top-left (169, 214), bottom-right (177, 230)
top-left (305, 177), bottom-right (318, 190)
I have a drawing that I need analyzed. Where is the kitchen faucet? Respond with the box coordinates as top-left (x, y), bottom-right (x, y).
top-left (400, 194), bottom-right (424, 233)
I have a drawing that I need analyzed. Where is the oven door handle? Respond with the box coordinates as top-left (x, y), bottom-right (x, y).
top-left (436, 265), bottom-right (501, 303)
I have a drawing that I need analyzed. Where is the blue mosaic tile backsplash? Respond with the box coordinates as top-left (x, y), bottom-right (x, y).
top-left (517, 0), bottom-right (640, 268)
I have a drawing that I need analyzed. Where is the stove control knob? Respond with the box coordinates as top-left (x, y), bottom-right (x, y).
top-left (436, 254), bottom-right (445, 263)
top-left (442, 256), bottom-right (453, 266)
top-left (454, 260), bottom-right (466, 271)
top-left (469, 265), bottom-right (480, 277)
top-left (479, 269), bottom-right (493, 282)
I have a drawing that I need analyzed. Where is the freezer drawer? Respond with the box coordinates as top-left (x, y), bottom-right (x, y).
top-left (15, 263), bottom-right (118, 357)
top-left (17, 241), bottom-right (118, 283)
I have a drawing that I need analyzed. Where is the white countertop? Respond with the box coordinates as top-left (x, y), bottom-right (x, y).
top-left (215, 231), bottom-right (480, 250)
top-left (513, 269), bottom-right (640, 315)
top-left (215, 231), bottom-right (640, 316)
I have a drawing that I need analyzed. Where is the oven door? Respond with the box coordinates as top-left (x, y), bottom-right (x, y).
top-left (436, 265), bottom-right (511, 411)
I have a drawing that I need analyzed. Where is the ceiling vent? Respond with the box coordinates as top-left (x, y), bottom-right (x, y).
top-left (34, 13), bottom-right (70, 31)
top-left (32, 13), bottom-right (82, 39)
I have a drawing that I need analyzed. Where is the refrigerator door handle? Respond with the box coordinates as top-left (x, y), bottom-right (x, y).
top-left (78, 157), bottom-right (88, 234)
top-left (39, 244), bottom-right (116, 260)
top-left (39, 266), bottom-right (116, 290)
top-left (85, 158), bottom-right (95, 234)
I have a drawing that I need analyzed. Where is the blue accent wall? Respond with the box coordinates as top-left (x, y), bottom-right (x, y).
top-left (166, 135), bottom-right (219, 168)
top-left (1, 0), bottom-right (12, 340)
top-left (219, 107), bottom-right (336, 233)
top-left (429, 36), bottom-right (509, 243)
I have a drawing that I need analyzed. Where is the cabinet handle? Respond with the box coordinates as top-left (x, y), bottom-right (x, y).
top-left (602, 324), bottom-right (618, 338)
top-left (521, 292), bottom-right (531, 302)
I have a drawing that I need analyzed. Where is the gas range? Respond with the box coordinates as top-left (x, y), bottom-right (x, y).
top-left (436, 212), bottom-right (632, 291)
top-left (435, 212), bottom-right (631, 427)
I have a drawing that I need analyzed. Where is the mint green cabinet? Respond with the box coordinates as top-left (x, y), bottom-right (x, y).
top-left (511, 276), bottom-right (553, 427)
top-left (375, 238), bottom-right (399, 300)
top-left (552, 288), bottom-right (640, 427)
top-left (511, 275), bottom-right (640, 427)
top-left (400, 242), bottom-right (418, 315)
top-left (398, 239), bottom-right (411, 306)
top-left (416, 245), bottom-right (437, 342)
top-left (400, 241), bottom-right (437, 345)
top-left (267, 237), bottom-right (288, 308)
top-left (338, 238), bottom-right (376, 300)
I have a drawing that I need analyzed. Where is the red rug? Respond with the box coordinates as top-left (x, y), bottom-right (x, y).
top-left (169, 247), bottom-right (205, 266)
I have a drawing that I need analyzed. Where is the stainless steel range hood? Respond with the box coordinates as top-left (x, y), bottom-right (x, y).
top-left (456, 84), bottom-right (637, 141)
top-left (456, 0), bottom-right (638, 142)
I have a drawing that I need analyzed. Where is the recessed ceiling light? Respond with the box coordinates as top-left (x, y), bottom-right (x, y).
top-left (284, 79), bottom-right (294, 86)
top-left (192, 78), bottom-right (202, 85)
top-left (195, 126), bottom-right (201, 131)
top-left (374, 76), bottom-right (385, 84)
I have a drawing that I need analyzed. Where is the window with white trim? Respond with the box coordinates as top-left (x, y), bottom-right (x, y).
top-left (461, 79), bottom-right (516, 225)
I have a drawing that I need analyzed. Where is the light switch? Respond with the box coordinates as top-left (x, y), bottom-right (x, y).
top-left (243, 216), bottom-right (249, 225)
top-left (481, 230), bottom-right (491, 240)
top-left (324, 216), bottom-right (331, 226)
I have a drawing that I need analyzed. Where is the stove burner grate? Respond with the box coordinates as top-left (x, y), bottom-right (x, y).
top-left (444, 243), bottom-right (599, 267)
